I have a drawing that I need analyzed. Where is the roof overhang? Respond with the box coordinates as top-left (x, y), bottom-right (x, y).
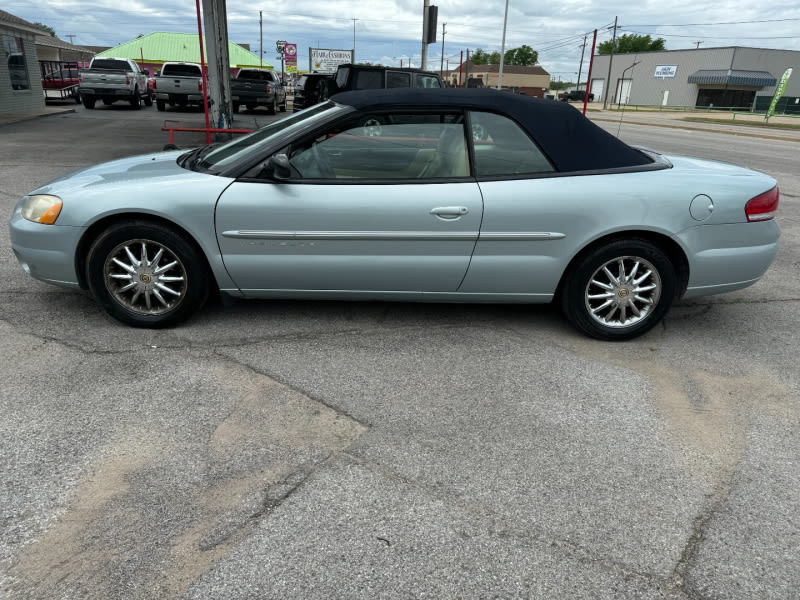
top-left (688, 69), bottom-right (777, 87)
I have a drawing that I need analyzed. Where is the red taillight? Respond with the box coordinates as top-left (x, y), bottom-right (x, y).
top-left (152, 79), bottom-right (157, 89)
top-left (266, 85), bottom-right (272, 94)
top-left (198, 80), bottom-right (203, 91)
top-left (745, 186), bottom-right (779, 222)
top-left (126, 76), bottom-right (131, 85)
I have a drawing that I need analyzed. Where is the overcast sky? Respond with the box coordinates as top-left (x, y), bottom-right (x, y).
top-left (7, 0), bottom-right (800, 79)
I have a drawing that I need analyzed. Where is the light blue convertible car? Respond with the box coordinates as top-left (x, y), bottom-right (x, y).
top-left (9, 89), bottom-right (780, 340)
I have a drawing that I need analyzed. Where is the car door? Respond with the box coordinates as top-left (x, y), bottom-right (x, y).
top-left (215, 111), bottom-right (483, 297)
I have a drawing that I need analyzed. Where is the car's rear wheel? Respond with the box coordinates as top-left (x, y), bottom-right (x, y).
top-left (268, 99), bottom-right (277, 114)
top-left (156, 99), bottom-right (166, 111)
top-left (560, 239), bottom-right (676, 341)
top-left (86, 222), bottom-right (209, 328)
top-left (82, 95), bottom-right (96, 109)
top-left (232, 101), bottom-right (239, 113)
top-left (143, 92), bottom-right (153, 107)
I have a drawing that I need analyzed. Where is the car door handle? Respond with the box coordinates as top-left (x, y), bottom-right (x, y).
top-left (430, 206), bottom-right (469, 219)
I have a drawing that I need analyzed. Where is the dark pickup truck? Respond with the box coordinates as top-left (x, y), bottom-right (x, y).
top-left (559, 89), bottom-right (595, 102)
top-left (230, 69), bottom-right (287, 114)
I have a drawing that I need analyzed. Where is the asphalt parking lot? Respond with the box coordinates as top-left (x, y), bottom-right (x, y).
top-left (1, 101), bottom-right (798, 599)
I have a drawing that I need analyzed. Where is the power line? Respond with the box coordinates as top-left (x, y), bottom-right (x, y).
top-left (625, 17), bottom-right (800, 27)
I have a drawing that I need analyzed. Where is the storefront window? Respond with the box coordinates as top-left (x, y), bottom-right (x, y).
top-left (3, 35), bottom-right (30, 90)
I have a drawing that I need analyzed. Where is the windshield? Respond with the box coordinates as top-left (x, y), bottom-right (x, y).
top-left (197, 102), bottom-right (346, 171)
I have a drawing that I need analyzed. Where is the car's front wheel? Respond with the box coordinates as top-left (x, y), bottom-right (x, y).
top-left (560, 239), bottom-right (676, 341)
top-left (86, 222), bottom-right (210, 328)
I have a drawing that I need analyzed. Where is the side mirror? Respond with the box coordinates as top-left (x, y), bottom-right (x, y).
top-left (264, 153), bottom-right (291, 180)
top-left (143, 69), bottom-right (150, 76)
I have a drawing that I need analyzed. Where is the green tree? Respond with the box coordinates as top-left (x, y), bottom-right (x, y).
top-left (471, 48), bottom-right (490, 65)
top-left (33, 22), bottom-right (56, 37)
top-left (504, 44), bottom-right (538, 66)
top-left (598, 33), bottom-right (665, 55)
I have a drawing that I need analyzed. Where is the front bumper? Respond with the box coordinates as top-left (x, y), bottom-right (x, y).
top-left (9, 212), bottom-right (84, 289)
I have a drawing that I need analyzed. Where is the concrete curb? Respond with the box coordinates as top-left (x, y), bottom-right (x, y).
top-left (0, 106), bottom-right (76, 126)
top-left (588, 114), bottom-right (800, 144)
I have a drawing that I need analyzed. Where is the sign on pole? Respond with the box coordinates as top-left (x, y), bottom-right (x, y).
top-left (285, 43), bottom-right (297, 74)
top-left (766, 68), bottom-right (792, 121)
top-left (309, 48), bottom-right (354, 73)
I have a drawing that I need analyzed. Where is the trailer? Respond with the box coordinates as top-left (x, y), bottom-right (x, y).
top-left (39, 60), bottom-right (82, 103)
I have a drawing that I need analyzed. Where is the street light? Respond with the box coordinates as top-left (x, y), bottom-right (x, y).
top-left (617, 60), bottom-right (640, 108)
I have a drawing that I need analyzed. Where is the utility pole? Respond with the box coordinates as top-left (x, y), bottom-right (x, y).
top-left (66, 34), bottom-right (76, 44)
top-left (421, 0), bottom-right (430, 70)
top-left (352, 18), bottom-right (358, 62)
top-left (577, 35), bottom-right (587, 90)
top-left (259, 11), bottom-right (262, 68)
top-left (603, 16), bottom-right (619, 109)
top-left (439, 22), bottom-right (447, 77)
top-left (497, 0), bottom-right (509, 89)
top-left (695, 41), bottom-right (702, 49)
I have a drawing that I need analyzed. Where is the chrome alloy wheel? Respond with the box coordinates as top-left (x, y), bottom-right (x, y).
top-left (103, 239), bottom-right (188, 315)
top-left (584, 255), bottom-right (661, 328)
top-left (362, 118), bottom-right (383, 136)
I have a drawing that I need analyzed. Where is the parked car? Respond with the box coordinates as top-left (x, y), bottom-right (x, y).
top-left (292, 72), bottom-right (334, 111)
top-left (559, 89), bottom-right (595, 102)
top-left (316, 64), bottom-right (443, 102)
top-left (152, 62), bottom-right (204, 111)
top-left (230, 68), bottom-right (287, 114)
top-left (9, 88), bottom-right (780, 340)
top-left (78, 57), bottom-right (152, 109)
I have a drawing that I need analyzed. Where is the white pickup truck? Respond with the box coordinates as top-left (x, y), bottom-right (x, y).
top-left (152, 62), bottom-right (205, 112)
top-left (79, 57), bottom-right (152, 109)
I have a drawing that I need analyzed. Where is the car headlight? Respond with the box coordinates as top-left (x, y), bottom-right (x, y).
top-left (21, 194), bottom-right (63, 224)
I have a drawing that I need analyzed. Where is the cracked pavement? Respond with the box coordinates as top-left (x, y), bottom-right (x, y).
top-left (1, 107), bottom-right (798, 598)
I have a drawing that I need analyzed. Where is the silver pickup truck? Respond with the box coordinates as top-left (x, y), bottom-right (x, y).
top-left (152, 62), bottom-right (204, 112)
top-left (79, 57), bottom-right (152, 109)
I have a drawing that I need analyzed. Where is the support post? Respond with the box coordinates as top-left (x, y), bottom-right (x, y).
top-left (201, 0), bottom-right (233, 137)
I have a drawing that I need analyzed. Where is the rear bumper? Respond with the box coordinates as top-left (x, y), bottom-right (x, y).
top-left (679, 220), bottom-right (780, 298)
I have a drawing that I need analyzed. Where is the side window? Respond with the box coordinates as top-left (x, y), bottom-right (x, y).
top-left (469, 111), bottom-right (554, 177)
top-left (353, 70), bottom-right (383, 89)
top-left (286, 113), bottom-right (469, 181)
top-left (386, 71), bottom-right (411, 88)
top-left (3, 35), bottom-right (30, 90)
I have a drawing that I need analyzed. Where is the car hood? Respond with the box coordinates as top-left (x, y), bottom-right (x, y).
top-left (28, 150), bottom-right (234, 227)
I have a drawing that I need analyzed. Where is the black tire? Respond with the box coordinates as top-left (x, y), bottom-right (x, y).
top-left (156, 99), bottom-right (166, 111)
top-left (268, 99), bottom-right (277, 114)
top-left (86, 221), bottom-right (210, 328)
top-left (559, 239), bottom-right (676, 341)
top-left (102, 99), bottom-right (113, 106)
top-left (82, 95), bottom-right (96, 109)
top-left (232, 101), bottom-right (240, 113)
top-left (246, 103), bottom-right (256, 111)
top-left (130, 87), bottom-right (142, 109)
top-left (143, 93), bottom-right (153, 107)
top-left (279, 99), bottom-right (287, 112)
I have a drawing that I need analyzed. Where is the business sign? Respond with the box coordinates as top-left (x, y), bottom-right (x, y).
top-left (767, 67), bottom-right (793, 119)
top-left (284, 43), bottom-right (297, 74)
top-left (309, 48), bottom-right (354, 73)
top-left (654, 65), bottom-right (678, 79)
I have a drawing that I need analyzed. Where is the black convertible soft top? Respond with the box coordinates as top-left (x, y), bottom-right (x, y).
top-left (332, 88), bottom-right (653, 172)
